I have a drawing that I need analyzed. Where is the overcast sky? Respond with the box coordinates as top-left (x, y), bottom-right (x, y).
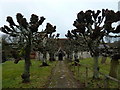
top-left (0, 0), bottom-right (119, 38)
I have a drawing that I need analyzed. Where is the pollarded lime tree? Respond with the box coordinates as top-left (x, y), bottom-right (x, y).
top-left (65, 30), bottom-right (88, 65)
top-left (70, 9), bottom-right (120, 79)
top-left (33, 23), bottom-right (58, 65)
top-left (65, 30), bottom-right (76, 61)
top-left (32, 31), bottom-right (48, 66)
top-left (61, 37), bottom-right (73, 61)
top-left (45, 33), bottom-right (60, 61)
top-left (0, 13), bottom-right (45, 82)
top-left (44, 23), bottom-right (59, 61)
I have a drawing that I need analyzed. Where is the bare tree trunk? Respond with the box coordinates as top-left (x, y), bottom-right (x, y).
top-left (41, 52), bottom-right (49, 66)
top-left (67, 53), bottom-right (71, 61)
top-left (74, 51), bottom-right (79, 66)
top-left (67, 53), bottom-right (70, 59)
top-left (93, 56), bottom-right (99, 79)
top-left (21, 45), bottom-right (31, 83)
top-left (49, 53), bottom-right (55, 61)
top-left (38, 51), bottom-right (41, 61)
top-left (101, 56), bottom-right (107, 64)
top-left (109, 59), bottom-right (119, 78)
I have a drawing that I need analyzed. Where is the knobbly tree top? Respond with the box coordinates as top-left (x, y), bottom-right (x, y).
top-left (66, 9), bottom-right (120, 58)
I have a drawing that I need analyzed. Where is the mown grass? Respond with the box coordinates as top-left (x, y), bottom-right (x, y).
top-left (2, 60), bottom-right (56, 88)
top-left (68, 57), bottom-right (120, 88)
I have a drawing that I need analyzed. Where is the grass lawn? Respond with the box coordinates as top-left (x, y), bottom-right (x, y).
top-left (2, 60), bottom-right (56, 88)
top-left (68, 57), bottom-right (120, 88)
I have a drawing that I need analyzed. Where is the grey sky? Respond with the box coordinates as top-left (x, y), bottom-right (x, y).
top-left (0, 0), bottom-right (119, 37)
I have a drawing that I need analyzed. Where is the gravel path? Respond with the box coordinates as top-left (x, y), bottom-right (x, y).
top-left (48, 61), bottom-right (81, 88)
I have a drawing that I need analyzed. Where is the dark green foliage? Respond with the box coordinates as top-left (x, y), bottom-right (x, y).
top-left (85, 10), bottom-right (93, 25)
top-left (104, 10), bottom-right (117, 23)
top-left (102, 9), bottom-right (105, 17)
top-left (73, 21), bottom-right (86, 34)
top-left (29, 16), bottom-right (45, 33)
top-left (16, 13), bottom-right (24, 24)
top-left (20, 18), bottom-right (28, 29)
top-left (4, 25), bottom-right (12, 32)
top-left (38, 16), bottom-right (45, 25)
top-left (90, 26), bottom-right (103, 40)
top-left (6, 16), bottom-right (16, 26)
top-left (0, 27), bottom-right (9, 34)
top-left (98, 16), bottom-right (101, 23)
top-left (56, 33), bottom-right (60, 37)
top-left (45, 23), bottom-right (56, 34)
top-left (92, 10), bottom-right (101, 20)
top-left (65, 30), bottom-right (73, 38)
top-left (30, 14), bottom-right (39, 24)
top-left (77, 11), bottom-right (85, 23)
top-left (72, 9), bottom-right (120, 44)
top-left (71, 30), bottom-right (77, 37)
top-left (29, 24), bottom-right (39, 32)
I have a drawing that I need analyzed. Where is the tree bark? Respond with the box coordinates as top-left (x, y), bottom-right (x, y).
top-left (101, 56), bottom-right (107, 64)
top-left (109, 59), bottom-right (119, 78)
top-left (49, 53), bottom-right (55, 61)
top-left (67, 53), bottom-right (70, 59)
top-left (41, 52), bottom-right (49, 66)
top-left (93, 56), bottom-right (99, 79)
top-left (21, 44), bottom-right (31, 83)
top-left (74, 52), bottom-right (79, 66)
top-left (38, 51), bottom-right (41, 61)
top-left (66, 53), bottom-right (70, 61)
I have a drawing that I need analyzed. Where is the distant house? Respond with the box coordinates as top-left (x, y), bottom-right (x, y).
top-left (57, 38), bottom-right (91, 59)
top-left (34, 38), bottom-right (91, 60)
